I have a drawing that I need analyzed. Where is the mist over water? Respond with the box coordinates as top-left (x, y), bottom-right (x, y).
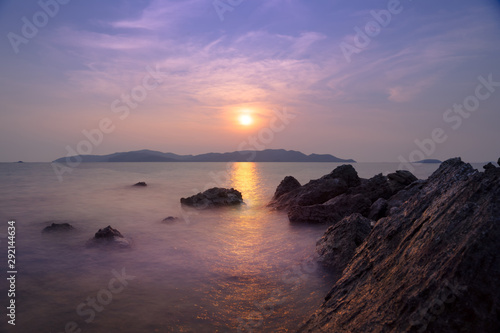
top-left (0, 162), bottom-right (465, 332)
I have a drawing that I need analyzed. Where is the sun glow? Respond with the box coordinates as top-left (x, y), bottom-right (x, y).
top-left (238, 114), bottom-right (253, 126)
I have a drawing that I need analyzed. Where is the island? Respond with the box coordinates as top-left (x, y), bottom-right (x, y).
top-left (52, 149), bottom-right (356, 164)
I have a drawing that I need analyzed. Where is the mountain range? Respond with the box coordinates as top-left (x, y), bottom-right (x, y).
top-left (53, 149), bottom-right (356, 164)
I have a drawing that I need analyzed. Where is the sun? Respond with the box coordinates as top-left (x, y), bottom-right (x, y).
top-left (238, 114), bottom-right (253, 126)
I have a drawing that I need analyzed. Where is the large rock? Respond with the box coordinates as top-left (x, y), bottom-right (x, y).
top-left (298, 158), bottom-right (500, 333)
top-left (348, 173), bottom-right (394, 202)
top-left (42, 222), bottom-right (75, 233)
top-left (387, 170), bottom-right (418, 192)
top-left (180, 187), bottom-right (243, 209)
top-left (269, 164), bottom-right (361, 210)
top-left (287, 194), bottom-right (371, 224)
top-left (320, 164), bottom-right (361, 187)
top-left (272, 176), bottom-right (301, 200)
top-left (316, 213), bottom-right (372, 272)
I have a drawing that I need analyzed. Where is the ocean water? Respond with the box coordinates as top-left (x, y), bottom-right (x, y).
top-left (0, 161), bottom-right (471, 332)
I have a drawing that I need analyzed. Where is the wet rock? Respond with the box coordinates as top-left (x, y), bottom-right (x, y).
top-left (316, 213), bottom-right (372, 272)
top-left (95, 225), bottom-right (124, 239)
top-left (299, 158), bottom-right (500, 333)
top-left (180, 187), bottom-right (243, 209)
top-left (133, 182), bottom-right (147, 187)
top-left (42, 222), bottom-right (75, 233)
top-left (272, 176), bottom-right (301, 201)
top-left (162, 216), bottom-right (179, 223)
top-left (87, 226), bottom-right (130, 248)
top-left (368, 198), bottom-right (388, 221)
top-left (288, 194), bottom-right (371, 224)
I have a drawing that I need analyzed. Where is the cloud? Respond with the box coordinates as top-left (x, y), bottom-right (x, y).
top-left (110, 0), bottom-right (208, 30)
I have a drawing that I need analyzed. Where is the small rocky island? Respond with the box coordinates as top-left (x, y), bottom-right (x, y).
top-left (180, 187), bottom-right (244, 209)
top-left (269, 158), bottom-right (500, 332)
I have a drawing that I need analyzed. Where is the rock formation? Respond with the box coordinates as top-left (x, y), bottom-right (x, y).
top-left (180, 187), bottom-right (243, 209)
top-left (133, 182), bottom-right (147, 187)
top-left (270, 165), bottom-right (418, 224)
top-left (42, 222), bottom-right (75, 233)
top-left (316, 213), bottom-right (372, 272)
top-left (298, 158), bottom-right (500, 333)
top-left (87, 225), bottom-right (130, 248)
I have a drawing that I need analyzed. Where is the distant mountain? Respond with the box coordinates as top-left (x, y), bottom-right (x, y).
top-left (53, 149), bottom-right (355, 164)
top-left (414, 159), bottom-right (442, 164)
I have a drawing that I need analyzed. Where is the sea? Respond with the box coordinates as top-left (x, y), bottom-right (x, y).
top-left (0, 161), bottom-right (484, 333)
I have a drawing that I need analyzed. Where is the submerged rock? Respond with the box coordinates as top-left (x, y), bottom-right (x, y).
top-left (87, 226), bottom-right (130, 248)
top-left (316, 213), bottom-right (372, 272)
top-left (162, 216), bottom-right (179, 223)
top-left (180, 187), bottom-right (243, 209)
top-left (42, 222), bottom-right (75, 233)
top-left (133, 182), bottom-right (147, 187)
top-left (298, 158), bottom-right (500, 333)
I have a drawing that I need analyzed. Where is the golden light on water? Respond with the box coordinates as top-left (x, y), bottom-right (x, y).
top-left (205, 162), bottom-right (274, 328)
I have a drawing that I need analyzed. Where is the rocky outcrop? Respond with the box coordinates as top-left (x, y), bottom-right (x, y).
top-left (87, 226), bottom-right (130, 248)
top-left (272, 176), bottom-right (301, 201)
top-left (180, 187), bottom-right (243, 209)
top-left (316, 213), bottom-right (372, 272)
top-left (288, 194), bottom-right (371, 224)
top-left (298, 158), bottom-right (500, 333)
top-left (269, 165), bottom-right (418, 224)
top-left (42, 222), bottom-right (75, 233)
top-left (133, 182), bottom-right (147, 187)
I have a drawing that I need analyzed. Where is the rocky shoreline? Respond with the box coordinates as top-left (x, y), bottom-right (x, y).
top-left (267, 158), bottom-right (500, 332)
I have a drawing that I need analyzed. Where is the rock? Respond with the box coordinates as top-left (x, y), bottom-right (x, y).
top-left (180, 187), bottom-right (243, 209)
top-left (268, 165), bottom-right (360, 210)
top-left (95, 225), bottom-right (124, 239)
top-left (498, 157), bottom-right (500, 167)
top-left (347, 173), bottom-right (394, 202)
top-left (133, 182), bottom-right (147, 187)
top-left (87, 226), bottom-right (130, 248)
top-left (287, 194), bottom-right (371, 224)
top-left (270, 178), bottom-right (348, 210)
top-left (162, 216), bottom-right (179, 223)
top-left (316, 213), bottom-right (372, 272)
top-left (484, 162), bottom-right (496, 170)
top-left (272, 176), bottom-right (301, 200)
top-left (299, 158), bottom-right (500, 333)
top-left (368, 198), bottom-right (388, 220)
top-left (42, 222), bottom-right (75, 233)
top-left (321, 164), bottom-right (361, 187)
top-left (385, 180), bottom-right (426, 216)
top-left (387, 170), bottom-right (418, 192)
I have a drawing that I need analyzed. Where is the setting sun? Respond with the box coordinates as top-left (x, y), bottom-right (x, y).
top-left (238, 114), bottom-right (253, 126)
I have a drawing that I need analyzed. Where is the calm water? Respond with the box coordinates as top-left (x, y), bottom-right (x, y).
top-left (0, 162), bottom-right (461, 332)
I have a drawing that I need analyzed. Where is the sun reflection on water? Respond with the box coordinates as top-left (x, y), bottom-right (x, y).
top-left (202, 162), bottom-right (283, 329)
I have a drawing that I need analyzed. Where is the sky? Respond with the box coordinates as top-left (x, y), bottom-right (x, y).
top-left (0, 0), bottom-right (499, 163)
